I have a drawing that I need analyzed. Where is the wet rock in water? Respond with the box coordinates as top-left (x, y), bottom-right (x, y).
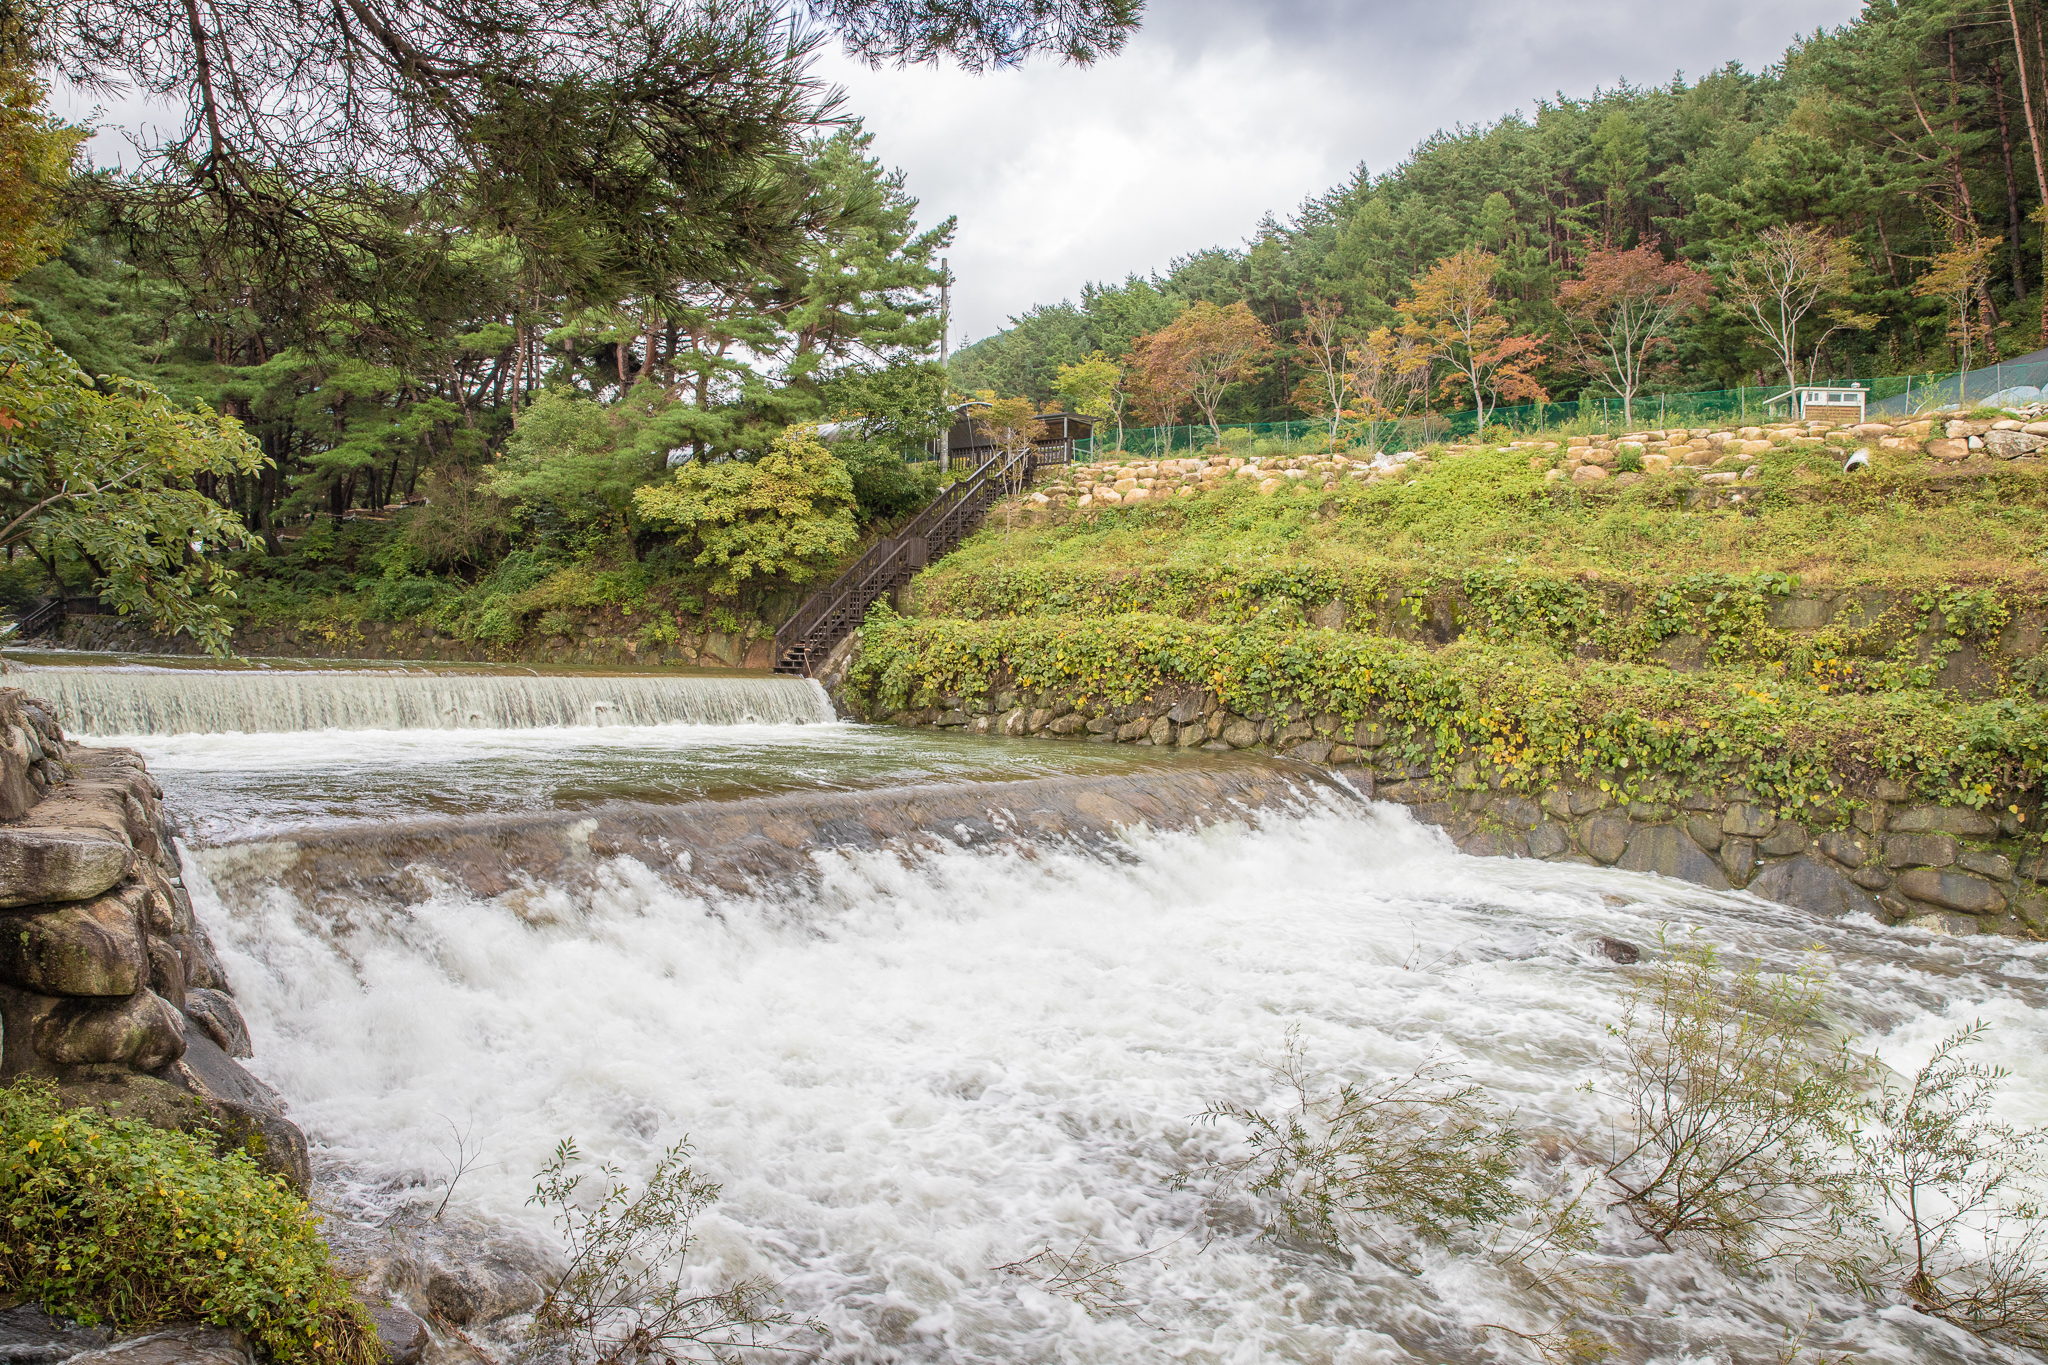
top-left (0, 1303), bottom-right (112, 1362)
top-left (1593, 936), bottom-right (1640, 964)
top-left (1749, 856), bottom-right (1881, 920)
top-left (419, 1241), bottom-right (553, 1326)
top-left (364, 1302), bottom-right (430, 1365)
top-left (182, 986), bottom-right (253, 1058)
top-left (64, 1324), bottom-right (254, 1364)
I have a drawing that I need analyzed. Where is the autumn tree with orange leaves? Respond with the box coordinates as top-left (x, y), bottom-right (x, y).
top-left (1345, 327), bottom-right (1430, 452)
top-left (1128, 301), bottom-right (1273, 440)
top-left (1557, 243), bottom-right (1713, 427)
top-left (1399, 249), bottom-right (1545, 430)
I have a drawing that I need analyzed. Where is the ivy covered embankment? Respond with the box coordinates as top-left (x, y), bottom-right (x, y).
top-left (847, 611), bottom-right (2048, 816)
top-left (840, 430), bottom-right (2048, 935)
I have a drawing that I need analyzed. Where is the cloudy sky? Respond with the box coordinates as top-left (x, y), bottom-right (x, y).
top-left (57, 0), bottom-right (1863, 344)
top-left (817, 0), bottom-right (1862, 344)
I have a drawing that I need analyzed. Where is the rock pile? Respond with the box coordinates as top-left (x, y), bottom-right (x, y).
top-left (0, 688), bottom-right (307, 1188)
top-left (1014, 406), bottom-right (2048, 512)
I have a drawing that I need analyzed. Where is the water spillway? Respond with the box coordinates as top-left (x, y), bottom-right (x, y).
top-left (8, 664), bottom-right (833, 736)
top-left (45, 662), bottom-right (2048, 1364)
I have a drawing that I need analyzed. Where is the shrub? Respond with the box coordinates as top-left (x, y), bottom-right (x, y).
top-left (1842, 1024), bottom-right (2048, 1346)
top-left (528, 1139), bottom-right (808, 1363)
top-left (538, 609), bottom-right (577, 638)
top-left (1614, 448), bottom-right (1644, 473)
top-left (1602, 942), bottom-right (1866, 1267)
top-left (473, 604), bottom-right (523, 644)
top-left (1201, 1034), bottom-right (1532, 1253)
top-left (0, 1080), bottom-right (377, 1365)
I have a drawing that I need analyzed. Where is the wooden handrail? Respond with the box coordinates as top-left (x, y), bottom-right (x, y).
top-left (772, 446), bottom-right (1034, 675)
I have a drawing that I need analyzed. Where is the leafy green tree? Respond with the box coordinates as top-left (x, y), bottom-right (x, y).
top-left (818, 357), bottom-right (947, 523)
top-left (632, 424), bottom-right (857, 597)
top-left (0, 314), bottom-right (264, 650)
top-left (485, 390), bottom-right (670, 554)
top-left (0, 41), bottom-right (84, 287)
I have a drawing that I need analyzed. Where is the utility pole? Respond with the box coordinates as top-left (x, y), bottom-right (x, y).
top-left (938, 257), bottom-right (951, 473)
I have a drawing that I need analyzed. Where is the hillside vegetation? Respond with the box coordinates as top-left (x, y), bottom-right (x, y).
top-left (850, 406), bottom-right (2048, 829)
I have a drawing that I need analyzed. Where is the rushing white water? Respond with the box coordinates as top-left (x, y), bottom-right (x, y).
top-left (155, 725), bottom-right (2048, 1364)
top-left (13, 665), bottom-right (832, 735)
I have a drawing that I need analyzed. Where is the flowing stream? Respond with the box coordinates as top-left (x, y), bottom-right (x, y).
top-left (53, 661), bottom-right (2048, 1362)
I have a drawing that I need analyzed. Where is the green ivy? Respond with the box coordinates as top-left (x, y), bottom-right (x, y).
top-left (849, 608), bottom-right (2048, 814)
top-left (0, 1080), bottom-right (379, 1365)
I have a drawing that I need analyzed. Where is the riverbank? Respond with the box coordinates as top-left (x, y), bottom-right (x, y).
top-left (835, 410), bottom-right (2048, 936)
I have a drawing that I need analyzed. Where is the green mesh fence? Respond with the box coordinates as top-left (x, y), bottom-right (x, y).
top-left (1070, 358), bottom-right (2048, 462)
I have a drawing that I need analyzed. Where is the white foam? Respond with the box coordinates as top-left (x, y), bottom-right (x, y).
top-left (21, 667), bottom-right (833, 736)
top-left (183, 794), bottom-right (2048, 1363)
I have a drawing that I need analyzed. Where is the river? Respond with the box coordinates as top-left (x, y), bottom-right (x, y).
top-left (16, 656), bottom-right (2048, 1363)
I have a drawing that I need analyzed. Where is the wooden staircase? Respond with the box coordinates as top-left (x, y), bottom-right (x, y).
top-left (772, 445), bottom-right (1038, 677)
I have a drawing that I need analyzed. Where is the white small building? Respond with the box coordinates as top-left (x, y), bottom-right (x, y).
top-left (1791, 386), bottom-right (1866, 422)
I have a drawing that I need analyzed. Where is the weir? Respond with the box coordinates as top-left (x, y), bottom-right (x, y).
top-left (8, 665), bottom-right (834, 736)
top-left (193, 757), bottom-right (1340, 910)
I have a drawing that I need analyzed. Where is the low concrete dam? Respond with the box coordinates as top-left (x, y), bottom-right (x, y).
top-left (21, 658), bottom-right (2048, 1363)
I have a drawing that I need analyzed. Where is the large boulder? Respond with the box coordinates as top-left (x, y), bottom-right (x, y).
top-left (1749, 856), bottom-right (1881, 919)
top-left (1890, 805), bottom-right (2000, 836)
top-left (1897, 868), bottom-right (2007, 913)
top-left (0, 826), bottom-right (133, 909)
top-left (1986, 428), bottom-right (2047, 458)
top-left (1617, 824), bottom-right (1730, 890)
top-left (30, 989), bottom-right (187, 1071)
top-left (0, 883), bottom-right (147, 996)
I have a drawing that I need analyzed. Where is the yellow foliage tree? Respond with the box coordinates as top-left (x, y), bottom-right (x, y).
top-left (632, 425), bottom-right (858, 598)
top-left (0, 42), bottom-right (85, 287)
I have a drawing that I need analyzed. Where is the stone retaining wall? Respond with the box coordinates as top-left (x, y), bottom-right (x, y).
top-left (0, 689), bottom-right (307, 1187)
top-left (834, 672), bottom-right (2046, 938)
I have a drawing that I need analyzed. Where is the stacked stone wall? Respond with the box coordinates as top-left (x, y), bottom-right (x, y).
top-left (1014, 407), bottom-right (2048, 514)
top-left (0, 688), bottom-right (306, 1186)
top-left (836, 672), bottom-right (2047, 938)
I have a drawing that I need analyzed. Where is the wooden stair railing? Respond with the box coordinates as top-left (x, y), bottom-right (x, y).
top-left (10, 598), bottom-right (64, 639)
top-left (772, 446), bottom-right (1035, 677)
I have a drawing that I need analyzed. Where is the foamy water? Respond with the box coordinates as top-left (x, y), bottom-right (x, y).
top-left (169, 769), bottom-right (2048, 1363)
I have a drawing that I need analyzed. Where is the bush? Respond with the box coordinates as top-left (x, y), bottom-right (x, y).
top-left (0, 1080), bottom-right (378, 1365)
top-left (1603, 942), bottom-right (1866, 1267)
top-left (1843, 1024), bottom-right (2048, 1345)
top-left (1202, 1040), bottom-right (1528, 1253)
top-left (473, 604), bottom-right (523, 644)
top-left (528, 1139), bottom-right (807, 1363)
top-left (1614, 447), bottom-right (1644, 473)
top-left (538, 609), bottom-right (577, 638)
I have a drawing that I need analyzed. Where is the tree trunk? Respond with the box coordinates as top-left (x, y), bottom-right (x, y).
top-left (2013, 0), bottom-right (2048, 340)
top-left (1997, 58), bottom-right (2030, 302)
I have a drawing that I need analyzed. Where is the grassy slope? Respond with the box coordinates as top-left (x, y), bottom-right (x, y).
top-left (916, 443), bottom-right (2048, 612)
top-left (848, 438), bottom-right (2048, 817)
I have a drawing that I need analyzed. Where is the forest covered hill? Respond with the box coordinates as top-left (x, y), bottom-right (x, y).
top-left (953, 1), bottom-right (2048, 422)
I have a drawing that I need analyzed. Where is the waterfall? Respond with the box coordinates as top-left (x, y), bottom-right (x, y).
top-left (10, 666), bottom-right (834, 736)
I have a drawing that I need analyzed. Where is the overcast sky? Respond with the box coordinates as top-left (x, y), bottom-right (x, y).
top-left (818, 0), bottom-right (1862, 344)
top-left (57, 0), bottom-right (1862, 345)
